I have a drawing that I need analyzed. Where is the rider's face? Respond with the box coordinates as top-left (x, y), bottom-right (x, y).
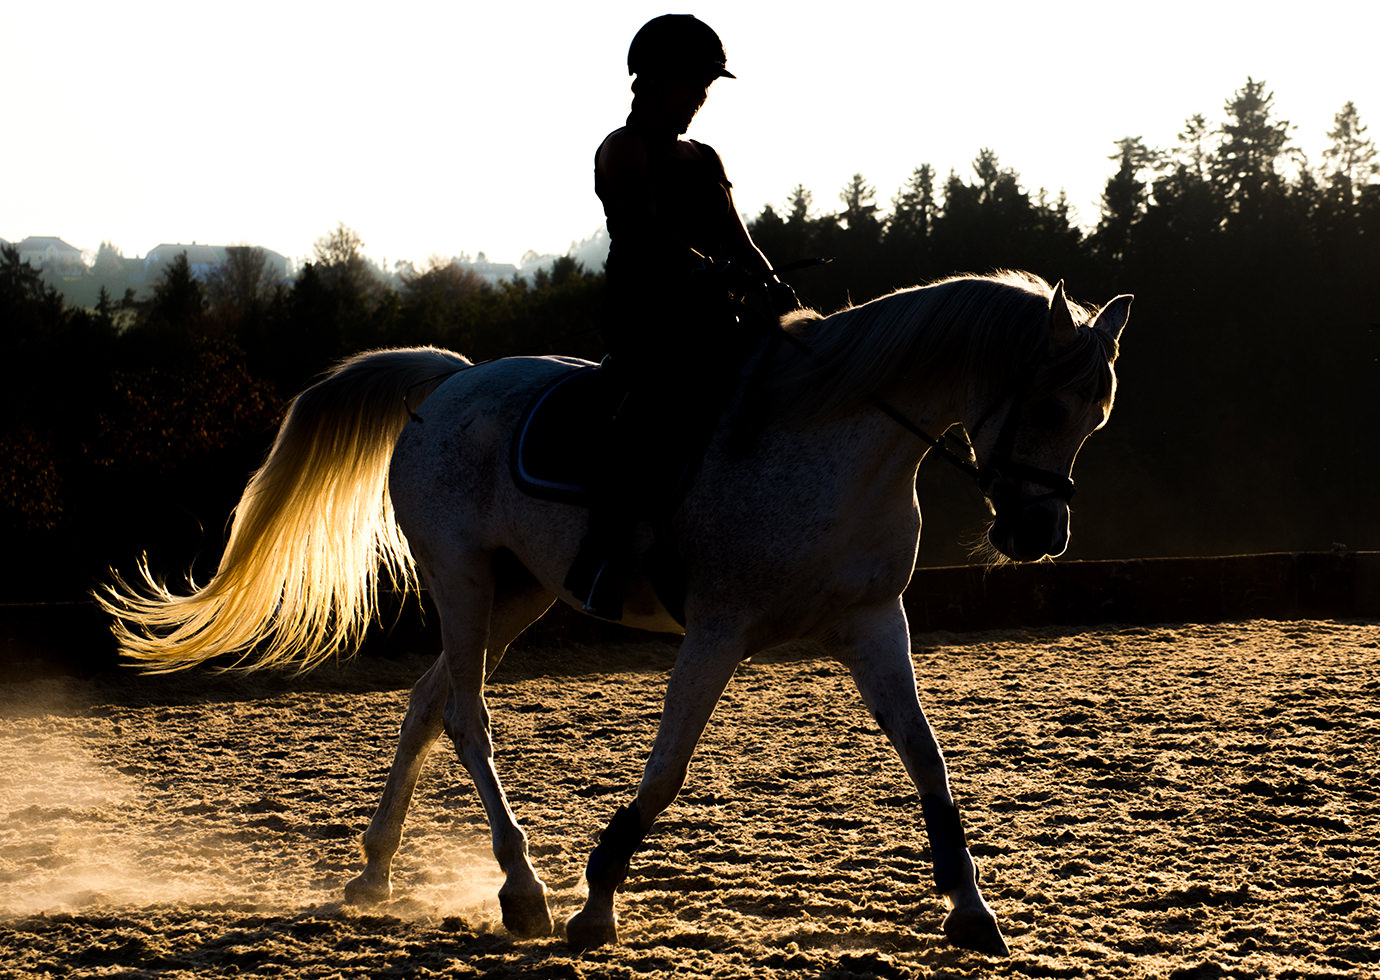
top-left (661, 78), bottom-right (713, 133)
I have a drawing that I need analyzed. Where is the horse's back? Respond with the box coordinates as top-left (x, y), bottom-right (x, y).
top-left (400, 355), bottom-right (591, 450)
top-left (388, 355), bottom-right (593, 552)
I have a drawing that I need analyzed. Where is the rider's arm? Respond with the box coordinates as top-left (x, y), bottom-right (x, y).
top-left (709, 147), bottom-right (795, 311)
top-left (695, 143), bottom-right (773, 277)
top-left (723, 189), bottom-right (774, 278)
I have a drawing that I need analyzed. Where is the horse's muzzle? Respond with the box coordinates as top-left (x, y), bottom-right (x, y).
top-left (988, 499), bottom-right (1070, 562)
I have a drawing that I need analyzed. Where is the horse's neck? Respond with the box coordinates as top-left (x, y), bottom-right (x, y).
top-left (759, 391), bottom-right (951, 492)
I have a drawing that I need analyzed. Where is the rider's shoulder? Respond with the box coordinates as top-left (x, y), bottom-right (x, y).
top-left (684, 139), bottom-right (727, 177)
top-left (597, 127), bottom-right (649, 175)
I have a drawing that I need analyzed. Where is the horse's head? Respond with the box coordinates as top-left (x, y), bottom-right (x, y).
top-left (967, 282), bottom-right (1131, 562)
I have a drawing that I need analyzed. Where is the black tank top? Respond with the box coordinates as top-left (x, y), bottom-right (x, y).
top-left (595, 126), bottom-right (735, 281)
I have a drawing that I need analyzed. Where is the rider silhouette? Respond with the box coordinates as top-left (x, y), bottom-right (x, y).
top-left (566, 14), bottom-right (794, 620)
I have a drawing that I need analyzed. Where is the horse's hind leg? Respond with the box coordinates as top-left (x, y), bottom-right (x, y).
top-left (345, 557), bottom-right (555, 922)
top-left (834, 600), bottom-right (1008, 957)
top-left (435, 556), bottom-right (554, 938)
top-left (346, 654), bottom-right (448, 904)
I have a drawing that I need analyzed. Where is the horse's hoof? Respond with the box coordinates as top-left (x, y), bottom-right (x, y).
top-left (942, 907), bottom-right (1009, 956)
top-left (343, 873), bottom-right (391, 906)
top-left (565, 908), bottom-right (619, 951)
top-left (499, 886), bottom-right (553, 939)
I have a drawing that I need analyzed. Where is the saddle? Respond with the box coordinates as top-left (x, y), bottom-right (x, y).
top-left (510, 347), bottom-right (770, 624)
top-left (510, 363), bottom-right (686, 624)
top-left (510, 364), bottom-right (625, 506)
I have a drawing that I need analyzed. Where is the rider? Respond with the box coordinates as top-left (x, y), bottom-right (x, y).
top-left (567, 13), bottom-right (795, 619)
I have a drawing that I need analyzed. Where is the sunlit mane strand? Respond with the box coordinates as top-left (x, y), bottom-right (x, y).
top-left (767, 270), bottom-right (1076, 423)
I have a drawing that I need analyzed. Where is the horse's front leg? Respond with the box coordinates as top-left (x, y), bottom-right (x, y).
top-left (834, 600), bottom-right (1009, 957)
top-left (566, 627), bottom-right (744, 950)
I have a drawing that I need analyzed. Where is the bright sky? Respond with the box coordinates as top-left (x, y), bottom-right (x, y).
top-left (5, 1), bottom-right (1376, 269)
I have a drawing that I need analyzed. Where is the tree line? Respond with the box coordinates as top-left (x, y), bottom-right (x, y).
top-left (3, 77), bottom-right (1377, 601)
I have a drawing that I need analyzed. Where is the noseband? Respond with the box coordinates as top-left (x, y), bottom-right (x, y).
top-left (967, 365), bottom-right (1077, 506)
top-left (874, 361), bottom-right (1076, 507)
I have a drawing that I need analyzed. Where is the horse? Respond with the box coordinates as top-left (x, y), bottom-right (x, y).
top-left (101, 270), bottom-right (1131, 957)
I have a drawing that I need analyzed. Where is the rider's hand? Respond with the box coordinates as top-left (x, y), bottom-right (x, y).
top-left (767, 278), bottom-right (799, 315)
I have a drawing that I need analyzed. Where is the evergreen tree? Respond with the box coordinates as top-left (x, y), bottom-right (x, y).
top-left (1213, 77), bottom-right (1294, 226)
top-left (786, 184), bottom-right (813, 226)
top-left (1178, 113), bottom-right (1213, 178)
top-left (1321, 100), bottom-right (1379, 223)
top-left (888, 165), bottom-right (936, 244)
top-left (143, 252), bottom-right (206, 334)
top-left (885, 164), bottom-right (937, 283)
top-left (1323, 101), bottom-right (1378, 188)
top-left (1093, 137), bottom-right (1155, 263)
top-left (838, 173), bottom-right (880, 232)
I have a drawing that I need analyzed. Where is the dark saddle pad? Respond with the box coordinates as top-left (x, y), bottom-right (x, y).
top-left (511, 365), bottom-right (625, 506)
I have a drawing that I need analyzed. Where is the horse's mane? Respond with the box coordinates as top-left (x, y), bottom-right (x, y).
top-left (767, 270), bottom-right (1117, 422)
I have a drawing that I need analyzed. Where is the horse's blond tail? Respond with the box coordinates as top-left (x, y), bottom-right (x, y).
top-left (98, 346), bottom-right (472, 673)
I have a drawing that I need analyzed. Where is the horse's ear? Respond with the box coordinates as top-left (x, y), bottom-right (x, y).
top-left (1048, 280), bottom-right (1077, 348)
top-left (1093, 294), bottom-right (1133, 342)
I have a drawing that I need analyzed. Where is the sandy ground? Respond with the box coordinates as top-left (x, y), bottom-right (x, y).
top-left (1, 619), bottom-right (1377, 979)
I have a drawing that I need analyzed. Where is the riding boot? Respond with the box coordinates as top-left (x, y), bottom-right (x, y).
top-left (565, 502), bottom-right (630, 609)
top-left (566, 469), bottom-right (636, 616)
top-left (563, 540), bottom-right (602, 605)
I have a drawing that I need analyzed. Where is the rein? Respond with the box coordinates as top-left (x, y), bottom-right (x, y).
top-left (766, 304), bottom-right (1074, 505)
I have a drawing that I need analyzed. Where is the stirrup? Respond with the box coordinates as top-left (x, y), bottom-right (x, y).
top-left (582, 560), bottom-right (626, 620)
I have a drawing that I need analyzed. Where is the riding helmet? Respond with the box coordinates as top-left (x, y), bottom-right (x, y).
top-left (627, 14), bottom-right (735, 80)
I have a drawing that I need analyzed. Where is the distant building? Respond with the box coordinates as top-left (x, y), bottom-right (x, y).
top-left (16, 236), bottom-right (84, 271)
top-left (144, 243), bottom-right (291, 282)
top-left (457, 252), bottom-right (520, 286)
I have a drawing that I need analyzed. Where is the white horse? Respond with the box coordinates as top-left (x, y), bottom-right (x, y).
top-left (102, 270), bottom-right (1131, 957)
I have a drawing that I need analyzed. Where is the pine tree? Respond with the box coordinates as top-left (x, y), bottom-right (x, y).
top-left (1094, 137), bottom-right (1156, 262)
top-left (888, 165), bottom-right (936, 244)
top-left (1213, 78), bottom-right (1294, 226)
top-left (838, 173), bottom-right (879, 232)
top-left (1323, 101), bottom-right (1379, 200)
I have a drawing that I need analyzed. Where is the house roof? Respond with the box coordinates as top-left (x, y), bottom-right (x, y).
top-left (18, 236), bottom-right (82, 253)
top-left (147, 243), bottom-right (226, 265)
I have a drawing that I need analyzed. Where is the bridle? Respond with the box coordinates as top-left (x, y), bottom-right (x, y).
top-left (772, 320), bottom-right (1077, 508)
top-left (873, 374), bottom-right (1075, 508)
top-left (963, 362), bottom-right (1079, 506)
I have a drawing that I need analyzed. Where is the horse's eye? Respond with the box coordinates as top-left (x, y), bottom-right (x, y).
top-left (1029, 398), bottom-right (1067, 429)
